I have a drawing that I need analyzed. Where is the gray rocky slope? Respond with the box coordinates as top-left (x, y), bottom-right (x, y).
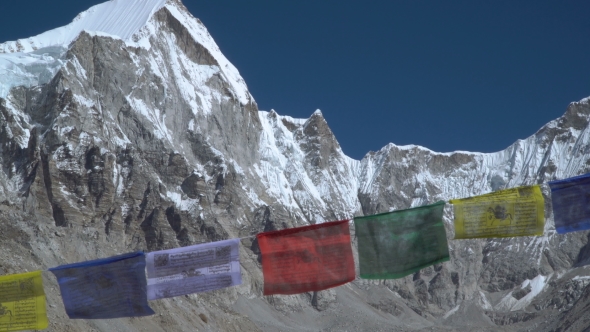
top-left (1, 0), bottom-right (590, 331)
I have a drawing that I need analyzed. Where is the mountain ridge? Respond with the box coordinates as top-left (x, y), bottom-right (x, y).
top-left (1, 0), bottom-right (590, 331)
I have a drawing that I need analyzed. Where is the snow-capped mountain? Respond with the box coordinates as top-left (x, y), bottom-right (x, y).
top-left (1, 0), bottom-right (590, 330)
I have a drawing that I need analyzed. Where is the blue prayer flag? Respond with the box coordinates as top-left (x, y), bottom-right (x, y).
top-left (49, 251), bottom-right (155, 319)
top-left (549, 173), bottom-right (590, 234)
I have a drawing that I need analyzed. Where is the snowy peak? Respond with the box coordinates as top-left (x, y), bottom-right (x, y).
top-left (0, 0), bottom-right (251, 104)
top-left (0, 0), bottom-right (167, 53)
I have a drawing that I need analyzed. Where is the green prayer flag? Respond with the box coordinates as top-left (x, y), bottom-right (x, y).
top-left (354, 201), bottom-right (449, 279)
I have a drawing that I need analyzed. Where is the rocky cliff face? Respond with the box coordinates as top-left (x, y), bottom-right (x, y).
top-left (1, 0), bottom-right (590, 331)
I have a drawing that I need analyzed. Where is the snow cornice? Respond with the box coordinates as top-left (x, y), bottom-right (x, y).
top-left (0, 0), bottom-right (167, 53)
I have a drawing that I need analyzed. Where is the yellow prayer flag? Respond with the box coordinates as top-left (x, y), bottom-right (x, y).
top-left (450, 185), bottom-right (545, 239)
top-left (0, 271), bottom-right (48, 332)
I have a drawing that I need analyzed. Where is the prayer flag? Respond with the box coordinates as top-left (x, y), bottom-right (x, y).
top-left (49, 252), bottom-right (154, 319)
top-left (146, 239), bottom-right (242, 300)
top-left (257, 220), bottom-right (355, 295)
top-left (354, 201), bottom-right (449, 279)
top-left (450, 185), bottom-right (545, 239)
top-left (549, 173), bottom-right (590, 234)
top-left (0, 271), bottom-right (48, 332)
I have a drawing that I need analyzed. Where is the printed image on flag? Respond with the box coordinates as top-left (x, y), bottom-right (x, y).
top-left (450, 185), bottom-right (545, 239)
top-left (146, 239), bottom-right (242, 300)
top-left (549, 173), bottom-right (590, 234)
top-left (49, 252), bottom-right (154, 319)
top-left (257, 220), bottom-right (355, 295)
top-left (354, 201), bottom-right (449, 279)
top-left (0, 271), bottom-right (48, 332)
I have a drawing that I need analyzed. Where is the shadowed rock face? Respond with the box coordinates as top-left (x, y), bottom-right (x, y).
top-left (1, 1), bottom-right (590, 331)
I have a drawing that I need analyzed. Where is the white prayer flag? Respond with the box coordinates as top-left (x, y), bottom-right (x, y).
top-left (146, 239), bottom-right (242, 300)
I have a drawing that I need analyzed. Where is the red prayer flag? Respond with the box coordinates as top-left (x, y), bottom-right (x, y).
top-left (257, 219), bottom-right (355, 295)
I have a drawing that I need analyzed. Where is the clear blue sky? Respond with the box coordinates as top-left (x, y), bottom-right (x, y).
top-left (1, 1), bottom-right (589, 160)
